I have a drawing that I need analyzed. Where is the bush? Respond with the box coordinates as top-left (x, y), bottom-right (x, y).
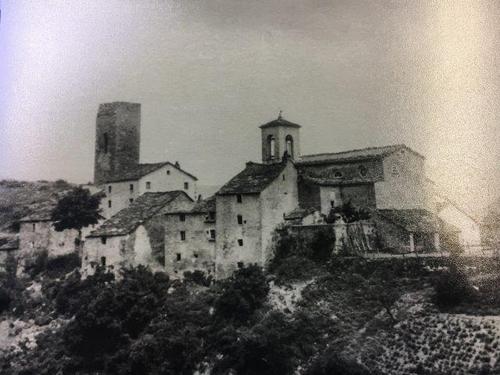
top-left (25, 249), bottom-right (48, 277)
top-left (306, 350), bottom-right (372, 375)
top-left (45, 253), bottom-right (81, 278)
top-left (433, 262), bottom-right (475, 308)
top-left (272, 255), bottom-right (319, 283)
top-left (0, 287), bottom-right (11, 313)
top-left (183, 270), bottom-right (213, 287)
top-left (215, 264), bottom-right (269, 323)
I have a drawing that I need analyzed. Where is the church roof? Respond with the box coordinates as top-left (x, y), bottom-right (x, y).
top-left (298, 144), bottom-right (423, 165)
top-left (217, 161), bottom-right (289, 195)
top-left (88, 191), bottom-right (190, 237)
top-left (259, 116), bottom-right (302, 129)
top-left (104, 162), bottom-right (198, 183)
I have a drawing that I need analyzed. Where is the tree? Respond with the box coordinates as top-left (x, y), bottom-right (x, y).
top-left (51, 187), bottom-right (102, 248)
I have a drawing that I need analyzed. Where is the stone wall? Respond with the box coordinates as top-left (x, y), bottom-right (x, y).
top-left (299, 158), bottom-right (383, 182)
top-left (137, 165), bottom-right (197, 200)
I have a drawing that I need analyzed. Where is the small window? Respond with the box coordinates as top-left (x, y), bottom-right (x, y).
top-left (359, 165), bottom-right (368, 177)
top-left (334, 171), bottom-right (343, 178)
top-left (166, 170), bottom-right (171, 175)
top-left (238, 239), bottom-right (243, 246)
top-left (193, 253), bottom-right (199, 259)
top-left (184, 182), bottom-right (189, 190)
top-left (108, 185), bottom-right (112, 193)
top-left (146, 181), bottom-right (151, 189)
top-left (237, 215), bottom-right (243, 225)
top-left (129, 184), bottom-right (134, 192)
top-left (282, 174), bottom-right (286, 181)
top-left (101, 237), bottom-right (107, 245)
top-left (103, 132), bottom-right (109, 153)
top-left (108, 200), bottom-right (112, 208)
top-left (129, 198), bottom-right (134, 204)
top-left (237, 261), bottom-right (244, 269)
top-left (208, 211), bottom-right (216, 221)
top-left (236, 194), bottom-right (242, 203)
top-left (180, 231), bottom-right (186, 241)
top-left (32, 223), bottom-right (36, 232)
top-left (176, 253), bottom-right (181, 261)
top-left (179, 213), bottom-right (186, 222)
top-left (330, 200), bottom-right (335, 208)
top-left (210, 229), bottom-right (216, 240)
top-left (101, 256), bottom-right (106, 267)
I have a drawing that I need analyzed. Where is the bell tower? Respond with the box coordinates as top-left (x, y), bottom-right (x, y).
top-left (94, 102), bottom-right (141, 185)
top-left (260, 112), bottom-right (301, 164)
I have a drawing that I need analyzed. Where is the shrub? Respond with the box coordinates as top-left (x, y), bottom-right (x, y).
top-left (183, 270), bottom-right (213, 287)
top-left (433, 264), bottom-right (475, 308)
top-left (25, 249), bottom-right (49, 277)
top-left (306, 349), bottom-right (372, 375)
top-left (45, 253), bottom-right (81, 278)
top-left (272, 255), bottom-right (319, 283)
top-left (0, 287), bottom-right (11, 313)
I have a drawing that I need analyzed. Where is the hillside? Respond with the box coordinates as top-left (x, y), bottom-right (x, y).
top-left (0, 179), bottom-right (74, 233)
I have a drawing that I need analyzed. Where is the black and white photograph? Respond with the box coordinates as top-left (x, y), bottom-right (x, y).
top-left (0, 1), bottom-right (499, 374)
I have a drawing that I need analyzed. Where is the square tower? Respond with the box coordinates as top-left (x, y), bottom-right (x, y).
top-left (260, 113), bottom-right (301, 164)
top-left (94, 102), bottom-right (141, 185)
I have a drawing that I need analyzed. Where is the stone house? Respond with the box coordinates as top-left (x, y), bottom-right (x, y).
top-left (93, 102), bottom-right (198, 219)
top-left (164, 196), bottom-right (216, 278)
top-left (215, 157), bottom-right (298, 279)
top-left (82, 191), bottom-right (193, 276)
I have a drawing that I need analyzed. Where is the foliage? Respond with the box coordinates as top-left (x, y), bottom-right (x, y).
top-left (0, 286), bottom-right (11, 313)
top-left (50, 186), bottom-right (101, 232)
top-left (215, 264), bottom-right (269, 323)
top-left (183, 269), bottom-right (213, 286)
top-left (433, 258), bottom-right (476, 308)
top-left (272, 255), bottom-right (319, 284)
top-left (24, 249), bottom-right (49, 278)
top-left (306, 349), bottom-right (372, 375)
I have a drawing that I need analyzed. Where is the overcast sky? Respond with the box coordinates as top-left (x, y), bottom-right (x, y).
top-left (0, 0), bottom-right (498, 216)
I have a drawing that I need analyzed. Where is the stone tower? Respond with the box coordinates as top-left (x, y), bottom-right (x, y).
top-left (94, 102), bottom-right (141, 185)
top-left (260, 113), bottom-right (301, 164)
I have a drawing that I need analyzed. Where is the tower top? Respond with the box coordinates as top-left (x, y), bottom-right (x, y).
top-left (259, 115), bottom-right (302, 129)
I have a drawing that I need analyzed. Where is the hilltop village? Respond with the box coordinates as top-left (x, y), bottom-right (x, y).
top-left (10, 102), bottom-right (482, 279)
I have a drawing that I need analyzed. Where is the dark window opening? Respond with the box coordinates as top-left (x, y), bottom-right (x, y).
top-left (101, 237), bottom-right (107, 245)
top-left (237, 215), bottom-right (243, 225)
top-left (208, 211), bottom-right (216, 221)
top-left (101, 256), bottom-right (106, 267)
top-left (237, 261), bottom-right (244, 269)
top-left (167, 170), bottom-right (171, 175)
top-left (176, 253), bottom-right (181, 261)
top-left (283, 174), bottom-right (286, 181)
top-left (180, 231), bottom-right (186, 241)
top-left (146, 181), bottom-right (151, 189)
top-left (32, 223), bottom-right (36, 232)
top-left (210, 229), bottom-right (216, 240)
top-left (103, 133), bottom-right (109, 153)
top-left (330, 200), bottom-right (335, 208)
top-left (334, 171), bottom-right (343, 178)
top-left (108, 200), bottom-right (112, 208)
top-left (129, 198), bottom-right (134, 203)
top-left (236, 194), bottom-right (242, 203)
top-left (179, 213), bottom-right (186, 222)
top-left (108, 185), bottom-right (112, 193)
top-left (238, 239), bottom-right (243, 246)
top-left (129, 184), bottom-right (134, 192)
top-left (184, 182), bottom-right (189, 190)
top-left (193, 253), bottom-right (199, 259)
top-left (359, 165), bottom-right (368, 177)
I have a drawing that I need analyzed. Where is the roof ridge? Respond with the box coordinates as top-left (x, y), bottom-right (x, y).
top-left (301, 144), bottom-right (404, 159)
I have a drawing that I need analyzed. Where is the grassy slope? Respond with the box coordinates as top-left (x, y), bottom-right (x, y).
top-left (0, 179), bottom-right (73, 233)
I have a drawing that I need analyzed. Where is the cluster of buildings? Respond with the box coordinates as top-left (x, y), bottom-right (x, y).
top-left (10, 102), bottom-right (482, 279)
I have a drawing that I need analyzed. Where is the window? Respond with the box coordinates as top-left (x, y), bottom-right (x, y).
top-left (180, 231), bottom-right (186, 241)
top-left (210, 229), bottom-right (216, 240)
top-left (359, 165), bottom-right (368, 177)
top-left (285, 135), bottom-right (294, 157)
top-left (267, 135), bottom-right (276, 158)
top-left (166, 170), bottom-right (171, 175)
top-left (184, 182), bottom-right (189, 190)
top-left (208, 211), bottom-right (216, 221)
top-left (282, 174), bottom-right (286, 181)
top-left (193, 253), bottom-right (199, 259)
top-left (103, 132), bottom-right (109, 153)
top-left (129, 198), bottom-right (134, 204)
top-left (236, 194), bottom-right (242, 203)
top-left (334, 171), bottom-right (343, 178)
top-left (146, 181), bottom-right (151, 189)
top-left (237, 215), bottom-right (243, 225)
top-left (179, 213), bottom-right (186, 222)
top-left (129, 184), bottom-right (134, 192)
top-left (32, 223), bottom-right (36, 232)
top-left (108, 200), bottom-right (112, 208)
top-left (330, 200), bottom-right (335, 208)
top-left (237, 261), bottom-right (244, 269)
top-left (101, 237), bottom-right (107, 245)
top-left (176, 253), bottom-right (181, 261)
top-left (108, 185), bottom-right (112, 193)
top-left (101, 256), bottom-right (106, 267)
top-left (238, 239), bottom-right (243, 246)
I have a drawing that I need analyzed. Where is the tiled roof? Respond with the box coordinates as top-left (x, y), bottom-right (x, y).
top-left (284, 207), bottom-right (317, 220)
top-left (191, 195), bottom-right (216, 214)
top-left (104, 162), bottom-right (198, 183)
top-left (300, 174), bottom-right (374, 186)
top-left (0, 236), bottom-right (19, 251)
top-left (19, 199), bottom-right (60, 222)
top-left (259, 116), bottom-right (302, 129)
top-left (298, 144), bottom-right (423, 165)
top-left (88, 191), bottom-right (189, 237)
top-left (377, 209), bottom-right (439, 233)
top-left (217, 161), bottom-right (288, 195)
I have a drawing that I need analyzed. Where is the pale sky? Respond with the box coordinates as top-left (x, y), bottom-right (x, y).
top-left (0, 0), bottom-right (498, 217)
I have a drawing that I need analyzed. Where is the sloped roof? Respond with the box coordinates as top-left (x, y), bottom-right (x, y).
top-left (105, 162), bottom-right (198, 183)
top-left (259, 116), bottom-right (302, 129)
top-left (300, 174), bottom-right (374, 186)
top-left (217, 161), bottom-right (288, 195)
top-left (377, 209), bottom-right (439, 233)
top-left (0, 236), bottom-right (19, 251)
top-left (298, 144), bottom-right (423, 165)
top-left (88, 191), bottom-right (189, 237)
top-left (191, 195), bottom-right (216, 214)
top-left (284, 207), bottom-right (317, 220)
